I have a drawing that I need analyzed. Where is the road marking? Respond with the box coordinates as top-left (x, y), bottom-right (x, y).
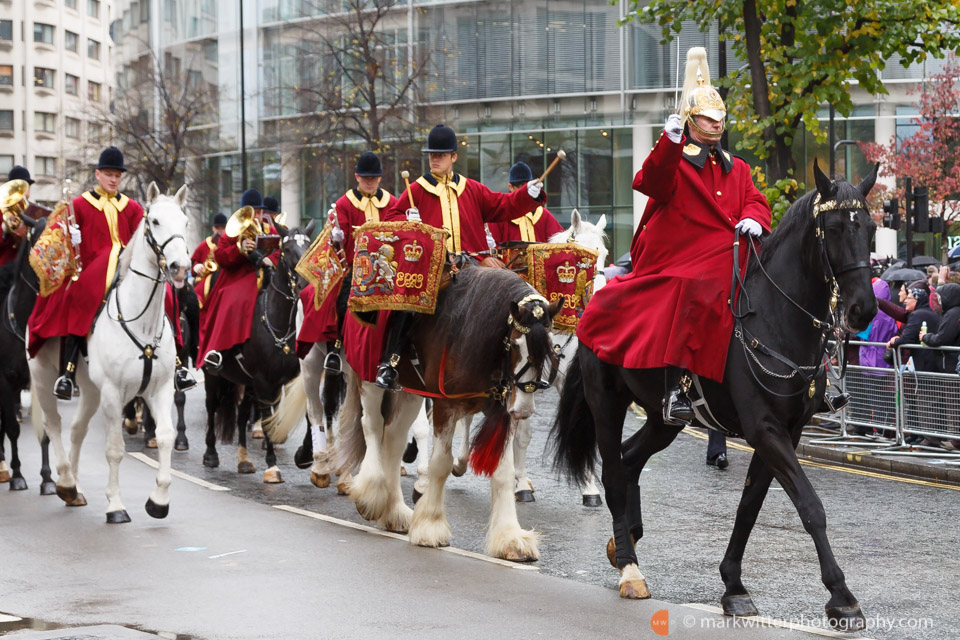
top-left (274, 505), bottom-right (539, 571)
top-left (0, 614), bottom-right (23, 623)
top-left (682, 603), bottom-right (877, 639)
top-left (208, 550), bottom-right (247, 559)
top-left (127, 452), bottom-right (231, 491)
top-left (680, 428), bottom-right (960, 491)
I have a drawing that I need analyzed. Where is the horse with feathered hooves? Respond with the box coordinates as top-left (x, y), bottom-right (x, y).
top-left (269, 264), bottom-right (560, 560)
top-left (199, 221), bottom-right (313, 483)
top-left (28, 183), bottom-right (190, 522)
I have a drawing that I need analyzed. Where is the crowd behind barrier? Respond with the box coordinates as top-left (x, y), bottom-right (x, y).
top-left (812, 341), bottom-right (960, 459)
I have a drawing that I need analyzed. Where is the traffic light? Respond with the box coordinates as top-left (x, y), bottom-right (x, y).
top-left (912, 186), bottom-right (929, 233)
top-left (882, 198), bottom-right (900, 230)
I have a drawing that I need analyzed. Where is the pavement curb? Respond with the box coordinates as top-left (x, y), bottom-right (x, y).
top-left (797, 441), bottom-right (960, 487)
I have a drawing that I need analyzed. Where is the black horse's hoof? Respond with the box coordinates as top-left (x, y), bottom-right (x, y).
top-left (145, 498), bottom-right (170, 519)
top-left (106, 510), bottom-right (132, 524)
top-left (582, 494), bottom-right (603, 507)
top-left (294, 445), bottom-right (313, 469)
top-left (826, 603), bottom-right (866, 631)
top-left (515, 489), bottom-right (535, 503)
top-left (402, 439), bottom-right (419, 464)
top-left (412, 488), bottom-right (423, 504)
top-left (174, 434), bottom-right (189, 451)
top-left (40, 481), bottom-right (57, 496)
top-left (721, 593), bottom-right (759, 617)
top-left (9, 476), bottom-right (28, 491)
top-left (203, 451), bottom-right (220, 468)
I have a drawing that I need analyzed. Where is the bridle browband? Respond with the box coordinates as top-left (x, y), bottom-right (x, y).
top-left (731, 191), bottom-right (869, 399)
top-left (504, 292), bottom-right (557, 397)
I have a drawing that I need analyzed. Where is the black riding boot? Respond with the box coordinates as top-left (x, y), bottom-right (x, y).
top-left (821, 379), bottom-right (850, 413)
top-left (375, 311), bottom-right (414, 391)
top-left (663, 367), bottom-right (694, 426)
top-left (54, 335), bottom-right (84, 400)
top-left (174, 357), bottom-right (197, 392)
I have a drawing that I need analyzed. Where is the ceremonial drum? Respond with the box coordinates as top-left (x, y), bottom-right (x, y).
top-left (295, 223), bottom-right (347, 311)
top-left (511, 242), bottom-right (598, 334)
top-left (29, 203), bottom-right (80, 297)
top-left (347, 221), bottom-right (448, 314)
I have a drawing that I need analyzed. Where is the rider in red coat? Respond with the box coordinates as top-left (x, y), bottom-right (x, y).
top-left (298, 151), bottom-right (399, 369)
top-left (190, 213), bottom-right (226, 309)
top-left (28, 147), bottom-right (146, 399)
top-left (488, 162), bottom-right (564, 245)
top-left (1, 167), bottom-right (51, 267)
top-left (576, 48), bottom-right (772, 425)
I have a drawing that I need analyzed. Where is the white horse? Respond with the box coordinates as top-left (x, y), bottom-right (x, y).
top-left (28, 183), bottom-right (190, 522)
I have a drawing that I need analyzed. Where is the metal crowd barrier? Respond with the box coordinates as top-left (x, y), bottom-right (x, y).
top-left (810, 341), bottom-right (960, 461)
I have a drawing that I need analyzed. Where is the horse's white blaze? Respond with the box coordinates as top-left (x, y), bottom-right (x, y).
top-left (486, 432), bottom-right (540, 561)
top-left (507, 334), bottom-right (536, 419)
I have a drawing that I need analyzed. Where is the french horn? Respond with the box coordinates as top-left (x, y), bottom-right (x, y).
top-left (225, 205), bottom-right (263, 255)
top-left (0, 179), bottom-right (28, 238)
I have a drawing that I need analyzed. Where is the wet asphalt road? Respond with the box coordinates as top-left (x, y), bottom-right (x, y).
top-left (99, 381), bottom-right (960, 640)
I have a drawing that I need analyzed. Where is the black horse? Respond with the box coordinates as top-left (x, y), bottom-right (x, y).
top-left (202, 221), bottom-right (313, 481)
top-left (551, 161), bottom-right (878, 631)
top-left (0, 216), bottom-right (55, 494)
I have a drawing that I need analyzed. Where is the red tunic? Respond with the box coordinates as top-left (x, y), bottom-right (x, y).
top-left (164, 283), bottom-right (183, 349)
top-left (383, 173), bottom-right (543, 254)
top-left (576, 134), bottom-right (771, 382)
top-left (28, 190), bottom-right (144, 356)
top-left (190, 235), bottom-right (219, 309)
top-left (196, 233), bottom-right (260, 364)
top-left (488, 205), bottom-right (564, 244)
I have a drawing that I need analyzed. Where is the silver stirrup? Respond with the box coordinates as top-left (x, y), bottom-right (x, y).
top-left (203, 351), bottom-right (223, 369)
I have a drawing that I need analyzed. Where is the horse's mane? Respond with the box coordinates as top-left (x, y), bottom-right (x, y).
top-left (116, 217), bottom-right (147, 280)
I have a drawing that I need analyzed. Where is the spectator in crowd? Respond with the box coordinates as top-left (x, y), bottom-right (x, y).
top-left (921, 283), bottom-right (960, 450)
top-left (927, 265), bottom-right (940, 287)
top-left (851, 279), bottom-right (900, 436)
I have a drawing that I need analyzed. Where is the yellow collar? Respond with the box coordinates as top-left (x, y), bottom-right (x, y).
top-left (416, 174), bottom-right (467, 253)
top-left (417, 173), bottom-right (467, 198)
top-left (345, 187), bottom-right (391, 223)
top-left (82, 187), bottom-right (130, 212)
top-left (511, 207), bottom-right (543, 227)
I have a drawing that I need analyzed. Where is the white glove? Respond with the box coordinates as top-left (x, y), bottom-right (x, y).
top-left (405, 207), bottom-right (421, 222)
top-left (68, 223), bottom-right (81, 246)
top-left (192, 263), bottom-right (204, 275)
top-left (261, 256), bottom-right (274, 268)
top-left (331, 227), bottom-right (345, 244)
top-left (527, 179), bottom-right (543, 200)
top-left (735, 218), bottom-right (763, 237)
top-left (664, 114), bottom-right (683, 143)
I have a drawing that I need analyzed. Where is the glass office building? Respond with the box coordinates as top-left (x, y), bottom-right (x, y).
top-left (113, 0), bottom-right (946, 257)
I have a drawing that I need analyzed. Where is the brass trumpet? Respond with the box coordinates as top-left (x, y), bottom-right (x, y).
top-left (203, 254), bottom-right (219, 274)
top-left (0, 179), bottom-right (28, 237)
top-left (225, 205), bottom-right (263, 255)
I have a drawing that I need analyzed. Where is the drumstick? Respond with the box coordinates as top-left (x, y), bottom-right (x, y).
top-left (401, 170), bottom-right (416, 208)
top-left (538, 149), bottom-right (567, 183)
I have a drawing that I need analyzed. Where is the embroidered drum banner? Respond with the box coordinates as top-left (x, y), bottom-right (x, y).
top-left (525, 243), bottom-right (598, 334)
top-left (29, 203), bottom-right (79, 297)
top-left (348, 221), bottom-right (447, 314)
top-left (295, 224), bottom-right (346, 311)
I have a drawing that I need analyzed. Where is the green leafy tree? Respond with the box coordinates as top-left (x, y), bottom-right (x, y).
top-left (619, 0), bottom-right (960, 216)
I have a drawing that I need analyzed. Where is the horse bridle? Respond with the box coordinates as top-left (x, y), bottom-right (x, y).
top-left (731, 193), bottom-right (870, 398)
top-left (499, 292), bottom-right (558, 399)
top-left (259, 240), bottom-right (301, 355)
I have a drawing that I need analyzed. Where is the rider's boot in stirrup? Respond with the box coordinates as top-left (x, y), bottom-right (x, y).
top-left (375, 354), bottom-right (401, 391)
top-left (324, 339), bottom-right (342, 374)
top-left (54, 335), bottom-right (83, 400)
top-left (203, 350), bottom-right (223, 371)
top-left (375, 312), bottom-right (412, 391)
top-left (174, 357), bottom-right (197, 392)
top-left (663, 368), bottom-right (694, 426)
top-left (822, 379), bottom-right (850, 413)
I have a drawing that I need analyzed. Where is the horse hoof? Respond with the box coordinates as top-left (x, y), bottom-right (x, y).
top-left (619, 578), bottom-right (651, 599)
top-left (9, 476), bottom-right (28, 491)
top-left (500, 546), bottom-right (539, 563)
top-left (67, 493), bottom-right (88, 507)
top-left (515, 490), bottom-right (535, 503)
top-left (106, 510), bottom-right (132, 524)
top-left (238, 460), bottom-right (255, 474)
top-left (263, 468), bottom-right (283, 484)
top-left (722, 593), bottom-right (759, 617)
top-left (412, 488), bottom-right (423, 504)
top-left (174, 436), bottom-right (189, 451)
top-left (826, 603), bottom-right (866, 632)
top-left (451, 460), bottom-right (467, 478)
top-left (145, 498), bottom-right (169, 519)
top-left (400, 466), bottom-right (407, 477)
top-left (0, 469), bottom-right (10, 483)
top-left (252, 428), bottom-right (264, 439)
top-left (310, 472), bottom-right (330, 488)
top-left (582, 494), bottom-right (603, 507)
top-left (40, 481), bottom-right (57, 496)
top-left (294, 446), bottom-right (313, 469)
top-left (336, 481), bottom-right (349, 496)
top-left (203, 452), bottom-right (220, 468)
top-left (146, 438), bottom-right (158, 449)
top-left (123, 418), bottom-right (139, 435)
top-left (56, 484), bottom-right (78, 504)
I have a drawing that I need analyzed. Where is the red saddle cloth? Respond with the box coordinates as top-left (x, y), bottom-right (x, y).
top-left (296, 283), bottom-right (340, 359)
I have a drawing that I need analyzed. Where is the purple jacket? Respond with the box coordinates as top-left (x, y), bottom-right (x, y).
top-left (860, 280), bottom-right (899, 370)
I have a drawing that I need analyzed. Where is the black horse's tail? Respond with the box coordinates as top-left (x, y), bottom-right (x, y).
top-left (549, 351), bottom-right (598, 486)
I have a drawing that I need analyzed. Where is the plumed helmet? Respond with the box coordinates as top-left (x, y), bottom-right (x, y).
top-left (355, 151), bottom-right (383, 177)
top-left (7, 165), bottom-right (35, 185)
top-left (97, 146), bottom-right (127, 172)
top-left (240, 188), bottom-right (262, 208)
top-left (679, 47), bottom-right (726, 125)
top-left (262, 196), bottom-right (280, 214)
top-left (422, 124), bottom-right (458, 153)
top-left (508, 161), bottom-right (534, 185)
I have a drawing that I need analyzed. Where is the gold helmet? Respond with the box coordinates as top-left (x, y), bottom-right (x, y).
top-left (679, 47), bottom-right (726, 139)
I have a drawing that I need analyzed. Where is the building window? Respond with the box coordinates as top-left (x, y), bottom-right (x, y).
top-left (88, 80), bottom-right (101, 101)
top-left (65, 73), bottom-right (79, 95)
top-left (34, 23), bottom-right (55, 45)
top-left (65, 0), bottom-right (77, 9)
top-left (65, 160), bottom-right (80, 179)
top-left (34, 67), bottom-right (56, 89)
top-left (0, 110), bottom-right (13, 131)
top-left (65, 30), bottom-right (78, 52)
top-left (35, 112), bottom-right (57, 133)
top-left (0, 155), bottom-right (14, 174)
top-left (0, 65), bottom-right (12, 86)
top-left (88, 39), bottom-right (100, 60)
top-left (88, 0), bottom-right (100, 19)
top-left (65, 117), bottom-right (80, 138)
top-left (88, 123), bottom-right (103, 142)
top-left (0, 20), bottom-right (13, 41)
top-left (37, 156), bottom-right (56, 177)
